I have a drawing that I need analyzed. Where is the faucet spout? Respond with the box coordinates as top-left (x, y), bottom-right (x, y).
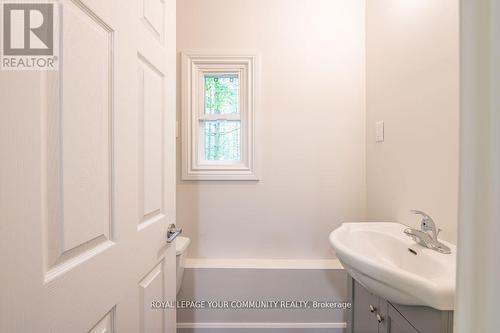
top-left (405, 210), bottom-right (452, 254)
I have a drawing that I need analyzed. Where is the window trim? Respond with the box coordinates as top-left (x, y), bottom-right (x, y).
top-left (181, 52), bottom-right (258, 180)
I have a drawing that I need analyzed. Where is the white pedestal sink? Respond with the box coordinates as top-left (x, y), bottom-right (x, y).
top-left (329, 222), bottom-right (456, 310)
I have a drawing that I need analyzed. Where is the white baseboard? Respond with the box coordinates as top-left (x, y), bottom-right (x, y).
top-left (184, 258), bottom-right (344, 270)
top-left (177, 322), bottom-right (347, 329)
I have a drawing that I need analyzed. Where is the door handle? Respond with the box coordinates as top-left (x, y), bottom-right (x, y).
top-left (166, 224), bottom-right (182, 243)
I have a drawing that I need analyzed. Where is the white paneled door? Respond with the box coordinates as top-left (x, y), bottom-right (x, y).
top-left (0, 0), bottom-right (177, 332)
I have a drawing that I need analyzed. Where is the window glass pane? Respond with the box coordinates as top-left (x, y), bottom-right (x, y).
top-left (204, 120), bottom-right (241, 161)
top-left (204, 74), bottom-right (239, 115)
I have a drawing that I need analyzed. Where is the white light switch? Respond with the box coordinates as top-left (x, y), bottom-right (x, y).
top-left (375, 121), bottom-right (384, 143)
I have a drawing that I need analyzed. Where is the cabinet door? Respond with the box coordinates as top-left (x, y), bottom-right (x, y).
top-left (379, 302), bottom-right (418, 333)
top-left (352, 280), bottom-right (380, 333)
top-left (390, 303), bottom-right (453, 333)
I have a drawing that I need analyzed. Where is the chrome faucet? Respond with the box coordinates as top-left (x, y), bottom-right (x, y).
top-left (404, 210), bottom-right (451, 254)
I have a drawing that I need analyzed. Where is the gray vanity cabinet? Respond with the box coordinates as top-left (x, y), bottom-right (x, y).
top-left (350, 277), bottom-right (381, 333)
top-left (347, 277), bottom-right (453, 333)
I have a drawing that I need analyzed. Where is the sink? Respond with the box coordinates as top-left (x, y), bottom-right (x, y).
top-left (329, 222), bottom-right (456, 310)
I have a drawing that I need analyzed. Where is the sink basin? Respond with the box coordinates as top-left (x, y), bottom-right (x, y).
top-left (329, 222), bottom-right (456, 310)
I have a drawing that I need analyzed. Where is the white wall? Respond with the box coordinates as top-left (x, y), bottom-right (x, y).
top-left (365, 0), bottom-right (460, 243)
top-left (177, 0), bottom-right (366, 259)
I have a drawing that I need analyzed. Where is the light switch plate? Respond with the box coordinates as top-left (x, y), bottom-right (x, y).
top-left (375, 121), bottom-right (384, 142)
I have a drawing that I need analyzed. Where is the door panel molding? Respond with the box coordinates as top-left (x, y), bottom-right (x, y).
top-left (41, 0), bottom-right (115, 281)
top-left (137, 52), bottom-right (165, 229)
top-left (140, 0), bottom-right (165, 42)
top-left (88, 307), bottom-right (116, 333)
top-left (139, 260), bottom-right (166, 333)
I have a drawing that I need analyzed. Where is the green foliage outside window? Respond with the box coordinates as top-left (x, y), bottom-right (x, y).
top-left (204, 74), bottom-right (239, 115)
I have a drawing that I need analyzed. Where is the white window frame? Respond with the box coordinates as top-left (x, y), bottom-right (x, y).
top-left (181, 52), bottom-right (258, 180)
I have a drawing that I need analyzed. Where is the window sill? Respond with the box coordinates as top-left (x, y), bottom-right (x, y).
top-left (181, 171), bottom-right (259, 181)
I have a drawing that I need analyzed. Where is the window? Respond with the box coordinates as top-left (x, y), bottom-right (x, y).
top-left (203, 74), bottom-right (240, 161)
top-left (181, 53), bottom-right (258, 180)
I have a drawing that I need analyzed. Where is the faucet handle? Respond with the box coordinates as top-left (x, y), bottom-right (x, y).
top-left (410, 210), bottom-right (436, 232)
top-left (410, 210), bottom-right (431, 220)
